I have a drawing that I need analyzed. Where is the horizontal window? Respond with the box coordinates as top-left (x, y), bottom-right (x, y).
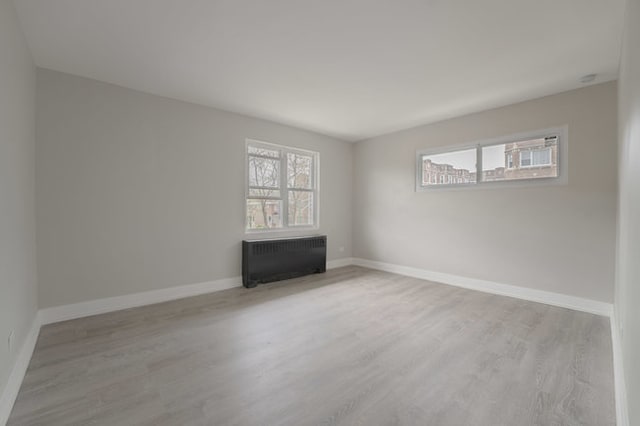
top-left (246, 140), bottom-right (319, 231)
top-left (416, 128), bottom-right (564, 190)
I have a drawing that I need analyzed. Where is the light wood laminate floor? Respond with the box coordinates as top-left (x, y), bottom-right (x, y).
top-left (8, 266), bottom-right (615, 425)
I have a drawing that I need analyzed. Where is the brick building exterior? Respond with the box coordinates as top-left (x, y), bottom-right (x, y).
top-left (501, 137), bottom-right (558, 180)
top-left (423, 136), bottom-right (558, 185)
top-left (422, 160), bottom-right (477, 185)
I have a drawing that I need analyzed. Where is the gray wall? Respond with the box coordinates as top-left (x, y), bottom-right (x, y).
top-left (36, 69), bottom-right (353, 308)
top-left (616, 0), bottom-right (640, 422)
top-left (0, 0), bottom-right (38, 405)
top-left (353, 82), bottom-right (617, 303)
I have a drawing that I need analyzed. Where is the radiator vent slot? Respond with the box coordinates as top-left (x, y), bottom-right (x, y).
top-left (251, 238), bottom-right (326, 257)
top-left (242, 236), bottom-right (327, 288)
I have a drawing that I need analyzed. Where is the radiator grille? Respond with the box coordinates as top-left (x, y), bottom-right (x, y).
top-left (251, 237), bottom-right (326, 256)
top-left (242, 236), bottom-right (327, 287)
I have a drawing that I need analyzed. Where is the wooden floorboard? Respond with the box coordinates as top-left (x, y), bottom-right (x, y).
top-left (7, 266), bottom-right (615, 425)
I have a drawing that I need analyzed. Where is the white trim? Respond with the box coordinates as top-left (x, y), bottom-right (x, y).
top-left (244, 227), bottom-right (320, 239)
top-left (245, 139), bottom-right (320, 232)
top-left (351, 258), bottom-right (628, 422)
top-left (611, 309), bottom-right (629, 426)
top-left (348, 259), bottom-right (626, 423)
top-left (39, 277), bottom-right (242, 325)
top-left (352, 258), bottom-right (612, 317)
top-left (519, 146), bottom-right (553, 168)
top-left (39, 256), bottom-right (356, 325)
top-left (0, 313), bottom-right (41, 426)
top-left (416, 125), bottom-right (568, 191)
top-left (0, 260), bottom-right (625, 425)
top-left (327, 257), bottom-right (354, 269)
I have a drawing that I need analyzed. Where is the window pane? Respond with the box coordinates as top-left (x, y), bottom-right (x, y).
top-left (422, 148), bottom-right (476, 186)
top-left (249, 156), bottom-right (280, 188)
top-left (246, 199), bottom-right (282, 229)
top-left (287, 153), bottom-right (313, 189)
top-left (246, 142), bottom-right (319, 231)
top-left (482, 144), bottom-right (509, 181)
top-left (248, 145), bottom-right (280, 158)
top-left (288, 191), bottom-right (314, 226)
top-left (532, 148), bottom-right (551, 165)
top-left (481, 137), bottom-right (558, 182)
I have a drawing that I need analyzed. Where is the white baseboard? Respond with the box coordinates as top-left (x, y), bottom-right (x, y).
top-left (38, 256), bottom-right (357, 325)
top-left (0, 313), bottom-right (41, 426)
top-left (611, 310), bottom-right (629, 426)
top-left (327, 257), bottom-right (354, 269)
top-left (351, 258), bottom-right (626, 423)
top-left (39, 276), bottom-right (242, 325)
top-left (352, 258), bottom-right (613, 317)
top-left (0, 258), bottom-right (625, 424)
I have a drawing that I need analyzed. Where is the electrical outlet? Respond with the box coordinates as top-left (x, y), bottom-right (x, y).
top-left (339, 246), bottom-right (345, 252)
top-left (8, 330), bottom-right (14, 353)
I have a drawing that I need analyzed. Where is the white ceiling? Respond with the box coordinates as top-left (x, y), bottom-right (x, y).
top-left (13, 0), bottom-right (625, 142)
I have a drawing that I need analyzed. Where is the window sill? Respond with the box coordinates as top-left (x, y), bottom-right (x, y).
top-left (244, 226), bottom-right (320, 239)
top-left (416, 175), bottom-right (567, 192)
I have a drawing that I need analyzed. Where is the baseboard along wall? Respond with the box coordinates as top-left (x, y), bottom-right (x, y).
top-left (0, 316), bottom-right (41, 426)
top-left (1, 256), bottom-right (625, 425)
top-left (351, 258), bottom-right (613, 317)
top-left (39, 276), bottom-right (242, 325)
top-left (611, 309), bottom-right (629, 426)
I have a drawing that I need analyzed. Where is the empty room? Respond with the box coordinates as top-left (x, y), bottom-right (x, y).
top-left (1, 0), bottom-right (639, 425)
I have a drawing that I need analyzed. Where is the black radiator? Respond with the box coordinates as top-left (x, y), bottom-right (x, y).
top-left (242, 235), bottom-right (327, 288)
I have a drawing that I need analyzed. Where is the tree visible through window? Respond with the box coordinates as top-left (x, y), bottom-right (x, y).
top-left (246, 141), bottom-right (318, 230)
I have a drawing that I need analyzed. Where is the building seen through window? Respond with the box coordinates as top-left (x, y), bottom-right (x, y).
top-left (420, 136), bottom-right (559, 187)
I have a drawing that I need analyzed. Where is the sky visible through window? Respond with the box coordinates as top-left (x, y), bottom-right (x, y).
top-left (424, 139), bottom-right (550, 172)
top-left (482, 144), bottom-right (509, 170)
top-left (420, 136), bottom-right (558, 186)
top-left (247, 142), bottom-right (318, 230)
top-left (425, 149), bottom-right (476, 171)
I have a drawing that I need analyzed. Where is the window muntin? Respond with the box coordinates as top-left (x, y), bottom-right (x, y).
top-left (417, 130), bottom-right (562, 189)
top-left (246, 140), bottom-right (318, 231)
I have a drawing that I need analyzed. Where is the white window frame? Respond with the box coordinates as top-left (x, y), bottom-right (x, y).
top-left (520, 147), bottom-right (552, 168)
top-left (506, 153), bottom-right (514, 169)
top-left (415, 126), bottom-right (568, 191)
top-left (245, 139), bottom-right (320, 233)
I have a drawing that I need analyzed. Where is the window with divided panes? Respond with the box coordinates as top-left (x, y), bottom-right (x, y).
top-left (246, 140), bottom-right (319, 231)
